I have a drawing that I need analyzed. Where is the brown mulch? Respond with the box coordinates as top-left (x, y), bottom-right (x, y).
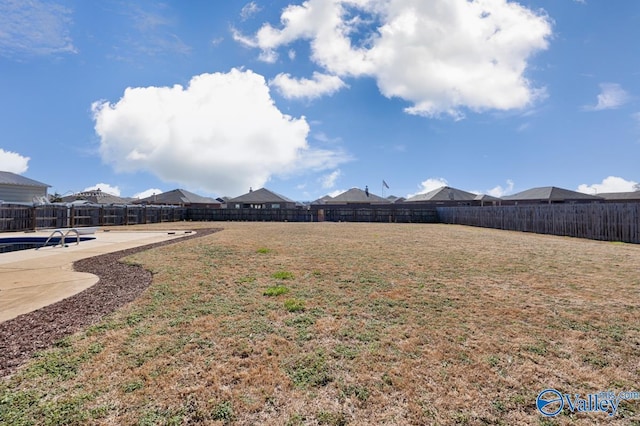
top-left (0, 228), bottom-right (222, 378)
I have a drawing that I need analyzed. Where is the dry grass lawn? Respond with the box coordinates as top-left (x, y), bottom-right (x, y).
top-left (1, 222), bottom-right (639, 425)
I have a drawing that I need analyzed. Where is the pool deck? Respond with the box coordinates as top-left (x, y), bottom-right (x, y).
top-left (0, 229), bottom-right (195, 323)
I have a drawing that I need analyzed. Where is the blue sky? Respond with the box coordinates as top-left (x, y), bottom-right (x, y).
top-left (1, 0), bottom-right (639, 201)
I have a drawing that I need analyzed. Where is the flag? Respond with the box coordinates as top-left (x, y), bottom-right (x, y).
top-left (382, 180), bottom-right (389, 189)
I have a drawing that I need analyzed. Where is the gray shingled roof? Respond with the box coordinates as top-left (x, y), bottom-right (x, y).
top-left (386, 195), bottom-right (405, 203)
top-left (228, 188), bottom-right (295, 203)
top-left (137, 188), bottom-right (220, 205)
top-left (326, 188), bottom-right (389, 203)
top-left (0, 171), bottom-right (50, 188)
top-left (502, 186), bottom-right (603, 201)
top-left (406, 186), bottom-right (477, 202)
top-left (61, 189), bottom-right (132, 204)
top-left (597, 191), bottom-right (640, 201)
top-left (474, 194), bottom-right (502, 202)
top-left (311, 195), bottom-right (333, 205)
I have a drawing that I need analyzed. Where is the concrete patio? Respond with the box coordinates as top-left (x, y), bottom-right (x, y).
top-left (0, 229), bottom-right (195, 323)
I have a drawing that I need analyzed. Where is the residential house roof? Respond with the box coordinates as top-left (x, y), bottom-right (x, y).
top-left (61, 189), bottom-right (132, 205)
top-left (474, 194), bottom-right (502, 202)
top-left (228, 188), bottom-right (295, 204)
top-left (0, 171), bottom-right (50, 188)
top-left (324, 188), bottom-right (389, 204)
top-left (405, 186), bottom-right (477, 202)
top-left (386, 195), bottom-right (405, 203)
top-left (597, 191), bottom-right (640, 201)
top-left (502, 186), bottom-right (603, 202)
top-left (311, 195), bottom-right (334, 205)
top-left (136, 188), bottom-right (220, 205)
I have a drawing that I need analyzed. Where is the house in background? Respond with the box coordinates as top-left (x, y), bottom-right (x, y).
top-left (60, 189), bottom-right (133, 205)
top-left (0, 171), bottom-right (50, 204)
top-left (474, 194), bottom-right (502, 206)
top-left (135, 188), bottom-right (221, 208)
top-left (404, 186), bottom-right (478, 206)
top-left (386, 195), bottom-right (406, 203)
top-left (315, 187), bottom-right (389, 205)
top-left (597, 191), bottom-right (640, 203)
top-left (501, 186), bottom-right (603, 205)
top-left (311, 194), bottom-right (334, 205)
top-left (228, 188), bottom-right (297, 209)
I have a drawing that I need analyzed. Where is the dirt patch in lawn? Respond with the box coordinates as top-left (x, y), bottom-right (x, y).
top-left (1, 222), bottom-right (639, 425)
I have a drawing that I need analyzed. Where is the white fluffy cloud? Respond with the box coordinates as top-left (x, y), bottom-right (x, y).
top-left (236, 0), bottom-right (552, 118)
top-left (487, 179), bottom-right (514, 197)
top-left (0, 148), bottom-right (30, 174)
top-left (407, 177), bottom-right (449, 198)
top-left (583, 83), bottom-right (630, 111)
top-left (271, 72), bottom-right (347, 99)
top-left (241, 2), bottom-right (262, 20)
top-left (577, 176), bottom-right (639, 194)
top-left (84, 183), bottom-right (121, 196)
top-left (92, 69), bottom-right (349, 196)
top-left (319, 169), bottom-right (341, 188)
top-left (133, 188), bottom-right (164, 199)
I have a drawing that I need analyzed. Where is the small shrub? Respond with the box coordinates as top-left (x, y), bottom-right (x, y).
top-left (487, 355), bottom-right (500, 368)
top-left (284, 298), bottom-right (305, 312)
top-left (272, 270), bottom-right (294, 280)
top-left (263, 285), bottom-right (290, 297)
top-left (524, 341), bottom-right (548, 356)
top-left (122, 380), bottom-right (144, 393)
top-left (284, 350), bottom-right (332, 387)
top-left (237, 275), bottom-right (256, 284)
top-left (316, 410), bottom-right (348, 425)
top-left (256, 248), bottom-right (271, 254)
top-left (211, 400), bottom-right (234, 423)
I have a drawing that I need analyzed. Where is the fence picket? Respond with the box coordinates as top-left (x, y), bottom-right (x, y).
top-left (437, 203), bottom-right (640, 244)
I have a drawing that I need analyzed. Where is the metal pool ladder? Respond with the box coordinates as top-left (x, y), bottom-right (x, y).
top-left (37, 228), bottom-right (80, 250)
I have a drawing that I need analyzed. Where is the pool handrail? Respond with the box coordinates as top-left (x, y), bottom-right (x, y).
top-left (37, 228), bottom-right (80, 249)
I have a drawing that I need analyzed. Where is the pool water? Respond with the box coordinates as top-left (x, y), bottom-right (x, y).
top-left (0, 236), bottom-right (96, 254)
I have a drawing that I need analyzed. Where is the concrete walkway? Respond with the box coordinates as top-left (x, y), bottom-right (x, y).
top-left (0, 229), bottom-right (194, 323)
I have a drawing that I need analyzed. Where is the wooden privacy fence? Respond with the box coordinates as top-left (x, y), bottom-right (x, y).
top-left (317, 206), bottom-right (439, 223)
top-left (0, 204), bottom-right (186, 232)
top-left (187, 207), bottom-right (315, 222)
top-left (3, 203), bottom-right (639, 243)
top-left (437, 203), bottom-right (640, 243)
top-left (187, 206), bottom-right (439, 223)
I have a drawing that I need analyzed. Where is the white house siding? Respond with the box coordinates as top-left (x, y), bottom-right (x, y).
top-left (0, 184), bottom-right (47, 204)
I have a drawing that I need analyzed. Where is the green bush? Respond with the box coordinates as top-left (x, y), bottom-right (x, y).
top-left (263, 285), bottom-right (290, 297)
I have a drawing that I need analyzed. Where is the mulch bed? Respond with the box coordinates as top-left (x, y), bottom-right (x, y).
top-left (0, 228), bottom-right (222, 378)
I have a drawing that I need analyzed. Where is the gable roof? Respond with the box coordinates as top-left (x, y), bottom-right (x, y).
top-left (0, 171), bottom-right (50, 188)
top-left (228, 188), bottom-right (295, 204)
top-left (326, 188), bottom-right (389, 204)
top-left (502, 186), bottom-right (603, 201)
top-left (136, 188), bottom-right (220, 205)
top-left (406, 186), bottom-right (477, 202)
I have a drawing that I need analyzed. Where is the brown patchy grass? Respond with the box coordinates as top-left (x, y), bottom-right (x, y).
top-left (1, 222), bottom-right (640, 425)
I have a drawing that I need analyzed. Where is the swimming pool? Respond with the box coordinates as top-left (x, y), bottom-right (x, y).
top-left (0, 236), bottom-right (96, 254)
